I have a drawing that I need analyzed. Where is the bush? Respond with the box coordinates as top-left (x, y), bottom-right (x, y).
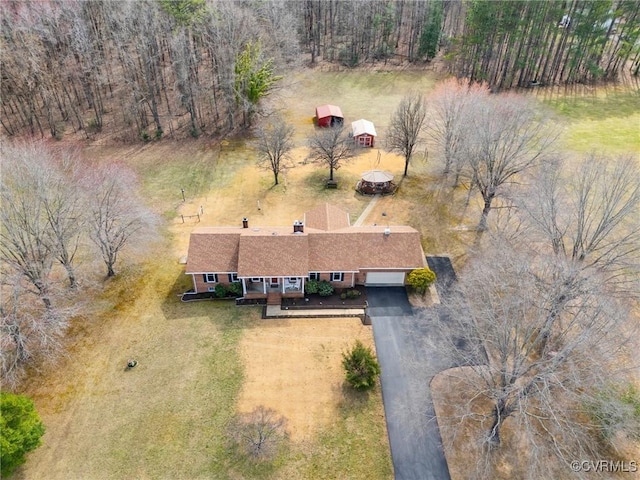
top-left (227, 282), bottom-right (243, 297)
top-left (407, 267), bottom-right (437, 293)
top-left (341, 289), bottom-right (361, 300)
top-left (317, 280), bottom-right (334, 297)
top-left (214, 283), bottom-right (228, 298)
top-left (346, 289), bottom-right (361, 299)
top-left (0, 393), bottom-right (45, 477)
top-left (305, 279), bottom-right (319, 294)
top-left (342, 340), bottom-right (381, 391)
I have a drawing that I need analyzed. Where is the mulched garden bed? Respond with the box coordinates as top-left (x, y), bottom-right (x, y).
top-left (281, 285), bottom-right (367, 309)
top-left (181, 290), bottom-right (239, 302)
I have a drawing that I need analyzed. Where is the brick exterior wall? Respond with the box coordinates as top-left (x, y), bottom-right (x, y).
top-left (193, 273), bottom-right (237, 293)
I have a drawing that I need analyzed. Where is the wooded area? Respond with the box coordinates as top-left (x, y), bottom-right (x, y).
top-left (2, 0), bottom-right (638, 141)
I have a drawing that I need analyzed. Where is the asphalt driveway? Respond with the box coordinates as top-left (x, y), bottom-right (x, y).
top-left (368, 258), bottom-right (458, 480)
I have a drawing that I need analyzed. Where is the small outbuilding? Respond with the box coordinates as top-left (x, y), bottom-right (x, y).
top-left (315, 104), bottom-right (344, 128)
top-left (351, 119), bottom-right (377, 147)
top-left (356, 170), bottom-right (397, 195)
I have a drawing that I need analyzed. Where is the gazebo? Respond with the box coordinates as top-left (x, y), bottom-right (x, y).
top-left (356, 170), bottom-right (397, 195)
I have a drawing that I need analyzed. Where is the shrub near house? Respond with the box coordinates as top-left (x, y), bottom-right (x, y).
top-left (184, 204), bottom-right (427, 302)
top-left (407, 267), bottom-right (436, 293)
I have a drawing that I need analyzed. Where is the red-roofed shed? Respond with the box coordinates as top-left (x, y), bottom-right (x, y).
top-left (315, 104), bottom-right (344, 128)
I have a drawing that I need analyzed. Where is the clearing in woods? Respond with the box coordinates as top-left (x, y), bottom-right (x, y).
top-left (14, 68), bottom-right (639, 480)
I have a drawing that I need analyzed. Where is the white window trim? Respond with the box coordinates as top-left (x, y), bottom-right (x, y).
top-left (229, 272), bottom-right (239, 282)
top-left (331, 272), bottom-right (344, 282)
top-left (309, 272), bottom-right (320, 280)
top-left (203, 273), bottom-right (218, 283)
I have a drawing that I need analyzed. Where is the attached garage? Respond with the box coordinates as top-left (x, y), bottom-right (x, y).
top-left (365, 272), bottom-right (406, 286)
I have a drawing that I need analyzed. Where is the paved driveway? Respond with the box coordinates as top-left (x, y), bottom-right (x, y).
top-left (368, 291), bottom-right (451, 480)
top-left (368, 258), bottom-right (458, 480)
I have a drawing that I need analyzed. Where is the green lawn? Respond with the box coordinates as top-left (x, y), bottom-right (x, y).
top-left (544, 91), bottom-right (640, 153)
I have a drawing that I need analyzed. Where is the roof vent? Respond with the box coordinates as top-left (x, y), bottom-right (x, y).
top-left (384, 227), bottom-right (391, 236)
top-left (242, 217), bottom-right (248, 228)
top-left (293, 220), bottom-right (304, 233)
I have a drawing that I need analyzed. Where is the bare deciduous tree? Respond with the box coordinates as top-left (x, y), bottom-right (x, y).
top-left (0, 273), bottom-right (71, 390)
top-left (462, 94), bottom-right (558, 231)
top-left (386, 92), bottom-right (427, 177)
top-left (517, 154), bottom-right (640, 354)
top-left (228, 406), bottom-right (288, 461)
top-left (308, 125), bottom-right (354, 184)
top-left (39, 149), bottom-right (85, 289)
top-left (255, 118), bottom-right (295, 186)
top-left (429, 242), bottom-right (634, 479)
top-left (425, 78), bottom-right (490, 184)
top-left (0, 143), bottom-right (56, 309)
top-left (87, 165), bottom-right (154, 278)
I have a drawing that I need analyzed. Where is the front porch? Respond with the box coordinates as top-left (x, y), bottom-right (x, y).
top-left (242, 276), bottom-right (305, 299)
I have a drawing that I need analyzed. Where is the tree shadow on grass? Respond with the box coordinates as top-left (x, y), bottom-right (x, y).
top-left (338, 381), bottom-right (375, 416)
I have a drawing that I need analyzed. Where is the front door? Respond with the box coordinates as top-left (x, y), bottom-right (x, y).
top-left (270, 277), bottom-right (279, 288)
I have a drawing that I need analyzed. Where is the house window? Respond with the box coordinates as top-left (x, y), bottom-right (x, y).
top-left (203, 273), bottom-right (218, 283)
top-left (331, 272), bottom-right (344, 282)
top-left (229, 273), bottom-right (239, 282)
top-left (308, 272), bottom-right (320, 281)
top-left (250, 277), bottom-right (262, 283)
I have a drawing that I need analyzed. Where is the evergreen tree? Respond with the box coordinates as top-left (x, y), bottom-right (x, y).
top-left (342, 340), bottom-right (381, 391)
top-left (0, 392), bottom-right (45, 477)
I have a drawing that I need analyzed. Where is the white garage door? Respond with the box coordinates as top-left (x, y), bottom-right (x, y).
top-left (365, 272), bottom-right (405, 286)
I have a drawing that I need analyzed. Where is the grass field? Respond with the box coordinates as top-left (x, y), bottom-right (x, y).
top-left (542, 89), bottom-right (640, 153)
top-left (15, 68), bottom-right (639, 479)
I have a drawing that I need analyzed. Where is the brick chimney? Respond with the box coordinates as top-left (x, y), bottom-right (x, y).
top-left (293, 221), bottom-right (304, 233)
top-left (242, 217), bottom-right (248, 228)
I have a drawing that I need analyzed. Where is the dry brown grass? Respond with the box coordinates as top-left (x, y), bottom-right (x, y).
top-left (236, 318), bottom-right (377, 442)
top-left (432, 367), bottom-right (640, 480)
top-left (11, 67), bottom-right (638, 480)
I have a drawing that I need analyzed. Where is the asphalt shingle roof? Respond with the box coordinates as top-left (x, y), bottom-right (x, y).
top-left (185, 206), bottom-right (425, 277)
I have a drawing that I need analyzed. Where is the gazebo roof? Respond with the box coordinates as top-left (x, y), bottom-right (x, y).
top-left (361, 170), bottom-right (394, 183)
top-left (351, 119), bottom-right (377, 137)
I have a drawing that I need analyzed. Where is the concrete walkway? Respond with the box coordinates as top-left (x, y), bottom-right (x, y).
top-left (353, 194), bottom-right (380, 226)
top-left (264, 305), bottom-right (365, 318)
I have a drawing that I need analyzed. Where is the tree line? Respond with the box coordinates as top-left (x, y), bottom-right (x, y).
top-left (0, 0), bottom-right (295, 141)
top-left (2, 0), bottom-right (638, 141)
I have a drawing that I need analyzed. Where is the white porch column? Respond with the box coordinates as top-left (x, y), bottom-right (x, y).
top-left (192, 274), bottom-right (197, 293)
top-left (351, 272), bottom-right (355, 287)
top-left (282, 277), bottom-right (285, 294)
top-left (301, 276), bottom-right (305, 293)
top-left (262, 278), bottom-right (267, 294)
top-left (241, 278), bottom-right (247, 296)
